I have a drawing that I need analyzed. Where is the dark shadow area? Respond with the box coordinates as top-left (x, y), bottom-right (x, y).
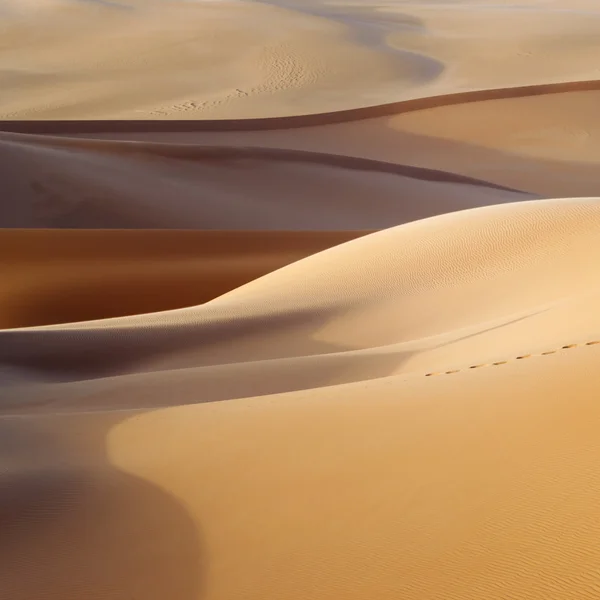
top-left (0, 136), bottom-right (530, 229)
top-left (0, 303), bottom-right (366, 381)
top-left (0, 302), bottom-right (553, 413)
top-left (12, 134), bottom-right (527, 193)
top-left (0, 411), bottom-right (204, 600)
top-left (1, 347), bottom-right (415, 413)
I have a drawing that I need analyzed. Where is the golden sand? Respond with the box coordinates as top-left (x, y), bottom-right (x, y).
top-left (3, 1), bottom-right (600, 598)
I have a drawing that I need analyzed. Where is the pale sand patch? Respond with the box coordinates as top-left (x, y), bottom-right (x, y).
top-left (386, 0), bottom-right (600, 89)
top-left (0, 0), bottom-right (438, 119)
top-left (3, 0), bottom-right (600, 118)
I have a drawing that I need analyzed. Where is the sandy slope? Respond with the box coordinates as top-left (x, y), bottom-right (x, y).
top-left (0, 129), bottom-right (530, 229)
top-left (4, 199), bottom-right (600, 600)
top-left (4, 0), bottom-right (600, 598)
top-left (46, 83), bottom-right (597, 198)
top-left (0, 229), bottom-right (367, 328)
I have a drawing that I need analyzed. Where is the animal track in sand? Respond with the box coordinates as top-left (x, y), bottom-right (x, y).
top-left (424, 340), bottom-right (600, 377)
top-left (144, 41), bottom-right (325, 118)
top-left (146, 42), bottom-right (323, 116)
top-left (146, 89), bottom-right (251, 117)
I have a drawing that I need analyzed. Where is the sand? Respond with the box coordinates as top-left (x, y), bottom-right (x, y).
top-left (3, 0), bottom-right (600, 598)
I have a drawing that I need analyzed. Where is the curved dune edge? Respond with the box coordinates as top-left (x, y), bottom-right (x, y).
top-left (4, 197), bottom-right (600, 416)
top-left (46, 85), bottom-right (596, 200)
top-left (2, 336), bottom-right (600, 416)
top-left (0, 229), bottom-right (368, 329)
top-left (1, 79), bottom-right (599, 133)
top-left (102, 340), bottom-right (600, 600)
top-left (0, 133), bottom-right (526, 194)
top-left (1, 133), bottom-right (532, 230)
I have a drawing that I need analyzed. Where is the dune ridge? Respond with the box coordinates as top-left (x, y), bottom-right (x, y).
top-left (0, 133), bottom-right (523, 192)
top-left (4, 196), bottom-right (600, 405)
top-left (4, 80), bottom-right (599, 204)
top-left (3, 78), bottom-right (600, 133)
top-left (0, 127), bottom-right (532, 229)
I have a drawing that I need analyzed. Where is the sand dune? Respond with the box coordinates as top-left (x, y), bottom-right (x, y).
top-left (5, 199), bottom-right (600, 600)
top-left (0, 0), bottom-right (438, 119)
top-left (0, 129), bottom-right (530, 229)
top-left (5, 81), bottom-right (598, 197)
top-left (3, 0), bottom-right (600, 118)
top-left (4, 0), bottom-right (600, 598)
top-left (0, 229), bottom-right (367, 328)
top-left (4, 197), bottom-right (600, 407)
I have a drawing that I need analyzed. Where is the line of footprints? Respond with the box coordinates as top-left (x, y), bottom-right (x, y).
top-left (425, 340), bottom-right (600, 377)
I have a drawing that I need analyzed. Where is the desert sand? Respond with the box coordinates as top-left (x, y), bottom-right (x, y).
top-left (3, 1), bottom-right (600, 599)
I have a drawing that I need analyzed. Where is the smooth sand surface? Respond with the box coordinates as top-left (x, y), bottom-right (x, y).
top-left (4, 1), bottom-right (600, 599)
top-left (0, 127), bottom-right (532, 228)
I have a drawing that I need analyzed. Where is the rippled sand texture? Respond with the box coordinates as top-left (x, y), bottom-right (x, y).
top-left (4, 1), bottom-right (600, 599)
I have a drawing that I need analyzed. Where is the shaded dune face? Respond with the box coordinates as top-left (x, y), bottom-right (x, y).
top-left (3, 82), bottom-right (600, 223)
top-left (0, 131), bottom-right (530, 230)
top-left (5, 1), bottom-right (600, 599)
top-left (0, 413), bottom-right (202, 600)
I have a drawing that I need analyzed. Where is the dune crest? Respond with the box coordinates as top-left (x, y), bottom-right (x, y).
top-left (3, 197), bottom-right (600, 408)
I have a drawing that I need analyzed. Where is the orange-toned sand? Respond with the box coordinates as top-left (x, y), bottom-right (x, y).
top-left (3, 1), bottom-right (600, 599)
